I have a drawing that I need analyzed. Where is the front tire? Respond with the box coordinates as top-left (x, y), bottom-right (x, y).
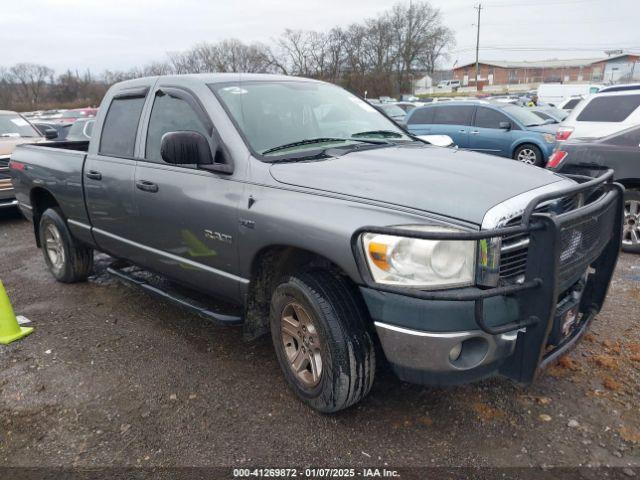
top-left (513, 144), bottom-right (543, 167)
top-left (38, 208), bottom-right (94, 282)
top-left (270, 270), bottom-right (375, 413)
top-left (623, 189), bottom-right (640, 254)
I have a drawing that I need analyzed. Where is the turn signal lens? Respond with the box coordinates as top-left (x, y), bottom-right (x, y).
top-left (368, 241), bottom-right (391, 271)
top-left (556, 127), bottom-right (573, 141)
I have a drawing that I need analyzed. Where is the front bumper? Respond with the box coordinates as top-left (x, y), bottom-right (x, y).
top-left (355, 170), bottom-right (623, 385)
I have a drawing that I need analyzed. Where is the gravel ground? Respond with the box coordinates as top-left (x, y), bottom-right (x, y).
top-left (0, 211), bottom-right (639, 473)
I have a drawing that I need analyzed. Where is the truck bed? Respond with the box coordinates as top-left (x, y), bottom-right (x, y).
top-left (10, 141), bottom-right (91, 228)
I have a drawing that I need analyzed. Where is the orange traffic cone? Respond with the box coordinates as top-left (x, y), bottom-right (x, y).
top-left (0, 280), bottom-right (33, 344)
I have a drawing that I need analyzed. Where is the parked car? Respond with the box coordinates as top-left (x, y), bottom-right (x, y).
top-left (556, 85), bottom-right (640, 142)
top-left (437, 79), bottom-right (460, 90)
top-left (378, 96), bottom-right (397, 103)
top-left (53, 108), bottom-right (98, 124)
top-left (400, 95), bottom-right (419, 102)
top-left (0, 110), bottom-right (48, 210)
top-left (374, 103), bottom-right (407, 124)
top-left (394, 102), bottom-right (419, 113)
top-left (10, 74), bottom-right (622, 412)
top-left (529, 106), bottom-right (569, 123)
top-left (537, 83), bottom-right (601, 106)
top-left (405, 101), bottom-right (558, 166)
top-left (33, 122), bottom-right (72, 140)
top-left (65, 118), bottom-right (95, 141)
top-left (556, 96), bottom-right (584, 112)
top-left (547, 124), bottom-right (640, 253)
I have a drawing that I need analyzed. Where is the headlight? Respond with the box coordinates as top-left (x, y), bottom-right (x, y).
top-left (361, 226), bottom-right (476, 289)
top-left (544, 133), bottom-right (555, 144)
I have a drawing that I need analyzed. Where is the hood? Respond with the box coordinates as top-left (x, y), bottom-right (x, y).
top-left (526, 123), bottom-right (559, 134)
top-left (0, 137), bottom-right (42, 157)
top-left (270, 144), bottom-right (566, 225)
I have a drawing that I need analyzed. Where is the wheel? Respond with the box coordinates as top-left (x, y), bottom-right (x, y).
top-left (513, 144), bottom-right (543, 166)
top-left (623, 189), bottom-right (640, 253)
top-left (270, 270), bottom-right (375, 412)
top-left (38, 208), bottom-right (94, 282)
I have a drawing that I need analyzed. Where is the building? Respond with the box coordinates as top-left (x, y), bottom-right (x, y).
top-left (452, 53), bottom-right (640, 87)
top-left (413, 73), bottom-right (433, 95)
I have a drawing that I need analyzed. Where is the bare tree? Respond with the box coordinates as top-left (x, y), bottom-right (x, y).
top-left (8, 63), bottom-right (54, 107)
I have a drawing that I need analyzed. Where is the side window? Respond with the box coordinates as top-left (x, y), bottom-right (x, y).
top-left (145, 92), bottom-right (209, 163)
top-left (433, 105), bottom-right (474, 126)
top-left (99, 96), bottom-right (146, 157)
top-left (563, 98), bottom-right (581, 110)
top-left (408, 107), bottom-right (435, 125)
top-left (576, 95), bottom-right (640, 122)
top-left (605, 127), bottom-right (640, 147)
top-left (475, 107), bottom-right (510, 129)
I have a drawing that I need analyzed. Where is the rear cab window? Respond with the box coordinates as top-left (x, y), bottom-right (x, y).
top-left (576, 94), bottom-right (640, 122)
top-left (99, 94), bottom-right (147, 157)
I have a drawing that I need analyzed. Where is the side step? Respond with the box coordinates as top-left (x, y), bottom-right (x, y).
top-left (107, 261), bottom-right (243, 326)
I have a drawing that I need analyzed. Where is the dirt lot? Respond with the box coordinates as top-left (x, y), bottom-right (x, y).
top-left (1, 211), bottom-right (639, 474)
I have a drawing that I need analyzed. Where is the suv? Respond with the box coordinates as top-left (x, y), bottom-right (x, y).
top-left (556, 86), bottom-right (640, 141)
top-left (406, 101), bottom-right (558, 166)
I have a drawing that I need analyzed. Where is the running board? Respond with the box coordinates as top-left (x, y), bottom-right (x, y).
top-left (107, 261), bottom-right (243, 326)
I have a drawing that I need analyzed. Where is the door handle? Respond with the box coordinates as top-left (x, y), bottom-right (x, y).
top-left (459, 129), bottom-right (467, 133)
top-left (136, 180), bottom-right (159, 193)
top-left (470, 130), bottom-right (480, 135)
top-left (85, 170), bottom-right (102, 180)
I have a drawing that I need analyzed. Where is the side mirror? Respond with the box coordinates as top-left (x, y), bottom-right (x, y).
top-left (417, 134), bottom-right (455, 148)
top-left (44, 129), bottom-right (58, 140)
top-left (499, 121), bottom-right (512, 130)
top-left (161, 131), bottom-right (213, 165)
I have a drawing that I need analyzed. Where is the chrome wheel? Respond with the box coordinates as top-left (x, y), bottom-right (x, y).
top-left (280, 302), bottom-right (323, 388)
top-left (623, 199), bottom-right (640, 247)
top-left (44, 224), bottom-right (65, 273)
top-left (516, 148), bottom-right (538, 165)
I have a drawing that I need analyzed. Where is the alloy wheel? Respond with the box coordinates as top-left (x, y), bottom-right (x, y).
top-left (44, 224), bottom-right (65, 273)
top-left (280, 302), bottom-right (323, 387)
top-left (623, 199), bottom-right (640, 247)
top-left (516, 148), bottom-right (538, 165)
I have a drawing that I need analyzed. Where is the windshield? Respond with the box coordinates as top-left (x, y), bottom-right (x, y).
top-left (211, 81), bottom-right (411, 157)
top-left (502, 105), bottom-right (548, 127)
top-left (0, 114), bottom-right (41, 138)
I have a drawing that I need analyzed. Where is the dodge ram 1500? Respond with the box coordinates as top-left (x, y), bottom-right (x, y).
top-left (10, 74), bottom-right (623, 412)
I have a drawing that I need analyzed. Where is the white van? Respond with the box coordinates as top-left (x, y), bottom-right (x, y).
top-left (537, 83), bottom-right (602, 106)
top-left (436, 79), bottom-right (461, 90)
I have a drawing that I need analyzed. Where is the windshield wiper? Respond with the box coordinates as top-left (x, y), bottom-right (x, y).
top-left (262, 137), bottom-right (386, 155)
top-left (351, 130), bottom-right (404, 139)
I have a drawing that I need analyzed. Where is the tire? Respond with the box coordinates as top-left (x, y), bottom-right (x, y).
top-left (270, 270), bottom-right (375, 413)
top-left (513, 144), bottom-right (543, 167)
top-left (622, 189), bottom-right (640, 254)
top-left (38, 208), bottom-right (94, 283)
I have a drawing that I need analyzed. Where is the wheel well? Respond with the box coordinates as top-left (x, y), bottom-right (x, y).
top-left (243, 246), bottom-right (353, 340)
top-left (30, 188), bottom-right (60, 248)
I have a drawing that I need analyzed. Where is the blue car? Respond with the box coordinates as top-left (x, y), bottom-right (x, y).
top-left (406, 101), bottom-right (558, 166)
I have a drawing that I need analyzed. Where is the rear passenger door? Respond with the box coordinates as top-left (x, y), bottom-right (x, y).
top-left (85, 86), bottom-right (149, 258)
top-left (131, 84), bottom-right (243, 301)
top-left (431, 105), bottom-right (475, 149)
top-left (470, 106), bottom-right (514, 157)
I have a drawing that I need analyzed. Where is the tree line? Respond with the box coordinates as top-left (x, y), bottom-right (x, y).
top-left (0, 1), bottom-right (453, 111)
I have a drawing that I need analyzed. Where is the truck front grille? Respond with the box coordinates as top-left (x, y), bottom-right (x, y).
top-left (498, 195), bottom-right (579, 285)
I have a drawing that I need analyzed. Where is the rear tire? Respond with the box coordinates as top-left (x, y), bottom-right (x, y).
top-left (270, 270), bottom-right (375, 413)
top-left (622, 189), bottom-right (640, 254)
top-left (38, 208), bottom-right (94, 282)
top-left (513, 144), bottom-right (543, 167)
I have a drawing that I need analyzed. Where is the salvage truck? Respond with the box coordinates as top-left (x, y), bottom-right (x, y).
top-left (10, 74), bottom-right (623, 412)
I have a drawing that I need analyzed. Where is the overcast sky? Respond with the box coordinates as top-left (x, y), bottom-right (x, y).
top-left (2, 0), bottom-right (638, 74)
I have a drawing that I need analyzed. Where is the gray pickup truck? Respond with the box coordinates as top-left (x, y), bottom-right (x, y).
top-left (10, 74), bottom-right (623, 412)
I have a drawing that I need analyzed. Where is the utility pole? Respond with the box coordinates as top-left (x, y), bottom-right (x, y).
top-left (474, 3), bottom-right (482, 90)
